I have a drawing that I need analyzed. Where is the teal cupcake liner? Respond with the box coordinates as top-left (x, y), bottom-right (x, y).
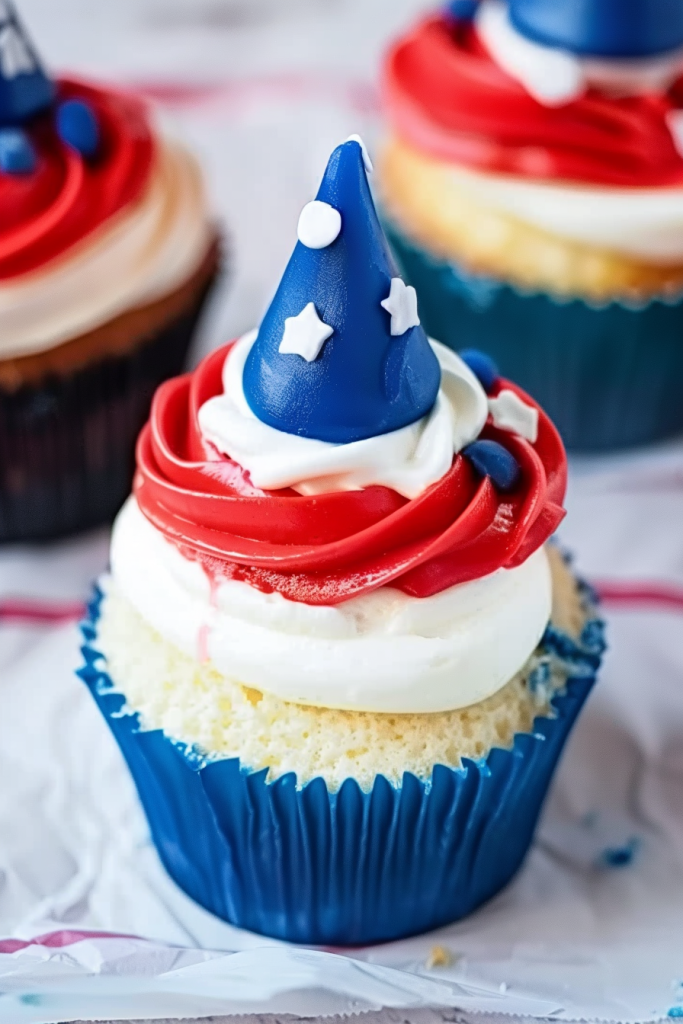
top-left (78, 574), bottom-right (604, 946)
top-left (384, 220), bottom-right (683, 452)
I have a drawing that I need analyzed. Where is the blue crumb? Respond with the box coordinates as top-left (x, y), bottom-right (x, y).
top-left (528, 658), bottom-right (551, 697)
top-left (19, 994), bottom-right (44, 1005)
top-left (668, 1008), bottom-right (683, 1018)
top-left (601, 838), bottom-right (639, 868)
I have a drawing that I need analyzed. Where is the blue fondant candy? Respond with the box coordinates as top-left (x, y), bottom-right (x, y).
top-left (445, 0), bottom-right (479, 20)
top-left (0, 126), bottom-right (35, 173)
top-left (243, 139), bottom-right (441, 443)
top-left (464, 439), bottom-right (521, 491)
top-left (459, 348), bottom-right (499, 393)
top-left (0, 3), bottom-right (54, 125)
top-left (509, 0), bottom-right (683, 57)
top-left (56, 99), bottom-right (100, 157)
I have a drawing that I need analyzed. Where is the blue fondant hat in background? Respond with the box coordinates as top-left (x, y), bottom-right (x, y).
top-left (243, 138), bottom-right (441, 444)
top-left (509, 0), bottom-right (683, 58)
top-left (0, 1), bottom-right (54, 126)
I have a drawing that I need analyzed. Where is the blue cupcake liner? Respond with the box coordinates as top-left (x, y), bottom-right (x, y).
top-left (78, 579), bottom-right (605, 946)
top-left (384, 219), bottom-right (683, 452)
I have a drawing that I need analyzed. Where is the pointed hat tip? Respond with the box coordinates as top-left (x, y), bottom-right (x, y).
top-left (242, 138), bottom-right (440, 444)
top-left (0, 1), bottom-right (54, 126)
top-left (344, 134), bottom-right (373, 173)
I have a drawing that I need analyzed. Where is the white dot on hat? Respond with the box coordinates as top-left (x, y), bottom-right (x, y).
top-left (297, 200), bottom-right (342, 249)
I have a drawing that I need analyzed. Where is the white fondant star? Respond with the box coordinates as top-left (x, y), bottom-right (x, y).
top-left (345, 133), bottom-right (373, 173)
top-left (297, 200), bottom-right (342, 249)
top-left (381, 277), bottom-right (420, 336)
top-left (488, 389), bottom-right (539, 443)
top-left (279, 302), bottom-right (334, 362)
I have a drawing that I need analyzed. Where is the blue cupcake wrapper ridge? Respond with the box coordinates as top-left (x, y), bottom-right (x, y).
top-left (78, 577), bottom-right (605, 946)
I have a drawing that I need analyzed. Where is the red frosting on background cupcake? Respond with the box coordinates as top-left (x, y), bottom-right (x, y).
top-left (0, 78), bottom-right (154, 280)
top-left (383, 15), bottom-right (683, 187)
top-left (133, 341), bottom-right (567, 606)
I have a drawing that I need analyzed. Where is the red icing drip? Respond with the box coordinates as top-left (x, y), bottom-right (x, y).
top-left (133, 341), bottom-right (567, 606)
top-left (0, 77), bottom-right (154, 279)
top-left (383, 16), bottom-right (683, 187)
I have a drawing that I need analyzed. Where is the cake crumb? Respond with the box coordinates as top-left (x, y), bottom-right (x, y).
top-left (425, 945), bottom-right (452, 969)
top-left (243, 686), bottom-right (263, 706)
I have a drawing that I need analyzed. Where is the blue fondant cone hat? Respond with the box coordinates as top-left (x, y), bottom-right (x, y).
top-left (0, 2), bottom-right (54, 126)
top-left (509, 0), bottom-right (683, 58)
top-left (242, 138), bottom-right (441, 444)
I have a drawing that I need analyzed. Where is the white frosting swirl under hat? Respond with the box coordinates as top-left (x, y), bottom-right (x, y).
top-left (477, 0), bottom-right (683, 107)
top-left (198, 332), bottom-right (489, 499)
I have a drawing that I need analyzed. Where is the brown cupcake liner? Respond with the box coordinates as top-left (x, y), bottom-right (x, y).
top-left (0, 254), bottom-right (219, 543)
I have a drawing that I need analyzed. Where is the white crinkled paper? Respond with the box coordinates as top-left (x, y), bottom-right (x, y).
top-left (2, 0), bottom-right (683, 1020)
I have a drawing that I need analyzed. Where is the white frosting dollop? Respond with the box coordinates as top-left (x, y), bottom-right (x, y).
top-left (0, 139), bottom-right (212, 359)
top-left (476, 0), bottom-right (683, 106)
top-left (111, 496), bottom-right (553, 714)
top-left (197, 332), bottom-right (489, 499)
top-left (441, 160), bottom-right (683, 264)
top-left (297, 201), bottom-right (342, 249)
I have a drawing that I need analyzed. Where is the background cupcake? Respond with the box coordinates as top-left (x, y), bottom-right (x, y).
top-left (0, 2), bottom-right (219, 542)
top-left (80, 138), bottom-right (604, 946)
top-left (380, 0), bottom-right (683, 451)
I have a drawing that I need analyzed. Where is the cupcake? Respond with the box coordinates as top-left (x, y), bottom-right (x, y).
top-left (380, 0), bottom-right (683, 450)
top-left (0, 3), bottom-right (219, 542)
top-left (79, 138), bottom-right (604, 946)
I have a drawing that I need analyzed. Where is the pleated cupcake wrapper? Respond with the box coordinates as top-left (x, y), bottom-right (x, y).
top-left (78, 575), bottom-right (605, 947)
top-left (384, 219), bottom-right (683, 452)
top-left (0, 270), bottom-right (217, 544)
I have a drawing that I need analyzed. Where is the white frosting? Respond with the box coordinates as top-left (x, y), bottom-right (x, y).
top-left (441, 160), bottom-right (683, 264)
top-left (477, 0), bottom-right (683, 106)
top-left (198, 332), bottom-right (489, 499)
top-left (0, 139), bottom-right (212, 359)
top-left (477, 0), bottom-right (583, 106)
top-left (111, 496), bottom-right (553, 714)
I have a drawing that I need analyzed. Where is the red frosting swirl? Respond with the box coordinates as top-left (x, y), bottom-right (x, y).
top-left (383, 15), bottom-right (683, 187)
top-left (133, 342), bottom-right (567, 606)
top-left (0, 77), bottom-right (154, 280)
